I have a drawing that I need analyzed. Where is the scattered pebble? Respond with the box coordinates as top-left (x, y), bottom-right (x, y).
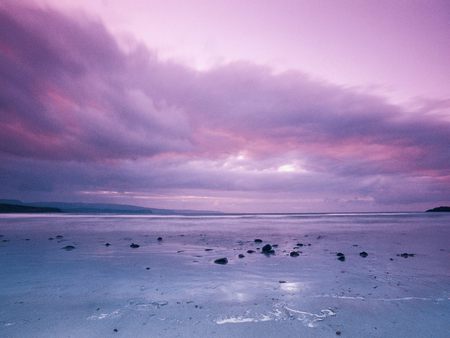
top-left (62, 245), bottom-right (75, 251)
top-left (336, 253), bottom-right (346, 261)
top-left (157, 237), bottom-right (163, 241)
top-left (130, 243), bottom-right (140, 248)
top-left (105, 243), bottom-right (111, 247)
top-left (359, 251), bottom-right (368, 258)
top-left (238, 254), bottom-right (245, 258)
top-left (214, 257), bottom-right (228, 265)
top-left (279, 280), bottom-right (287, 283)
top-left (290, 251), bottom-right (300, 257)
top-left (247, 250), bottom-right (255, 254)
top-left (262, 244), bottom-right (275, 255)
top-left (113, 328), bottom-right (118, 332)
top-left (55, 235), bottom-right (63, 239)
top-left (397, 253), bottom-right (415, 258)
top-left (254, 239), bottom-right (263, 243)
top-left (336, 331), bottom-right (341, 336)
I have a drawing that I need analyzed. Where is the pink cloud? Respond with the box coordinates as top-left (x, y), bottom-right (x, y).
top-left (0, 2), bottom-right (449, 211)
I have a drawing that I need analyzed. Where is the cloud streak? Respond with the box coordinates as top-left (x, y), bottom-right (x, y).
top-left (0, 2), bottom-right (449, 211)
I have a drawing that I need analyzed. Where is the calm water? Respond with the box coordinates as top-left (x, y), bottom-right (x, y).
top-left (0, 213), bottom-right (449, 337)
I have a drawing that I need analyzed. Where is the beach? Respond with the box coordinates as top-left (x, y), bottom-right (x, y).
top-left (0, 213), bottom-right (449, 337)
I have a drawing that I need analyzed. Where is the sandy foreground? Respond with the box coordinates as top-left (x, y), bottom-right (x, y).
top-left (0, 213), bottom-right (449, 337)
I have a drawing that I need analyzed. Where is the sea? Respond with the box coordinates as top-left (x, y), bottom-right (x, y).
top-left (0, 212), bottom-right (449, 337)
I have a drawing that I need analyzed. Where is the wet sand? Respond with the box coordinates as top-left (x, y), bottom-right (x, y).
top-left (0, 213), bottom-right (449, 337)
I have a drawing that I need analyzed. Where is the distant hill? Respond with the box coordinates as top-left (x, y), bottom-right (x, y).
top-left (426, 206), bottom-right (450, 212)
top-left (0, 203), bottom-right (61, 213)
top-left (0, 200), bottom-right (221, 215)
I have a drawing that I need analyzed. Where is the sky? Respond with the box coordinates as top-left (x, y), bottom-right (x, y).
top-left (0, 0), bottom-right (449, 212)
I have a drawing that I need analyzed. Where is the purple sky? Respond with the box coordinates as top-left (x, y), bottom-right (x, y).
top-left (1, 0), bottom-right (449, 212)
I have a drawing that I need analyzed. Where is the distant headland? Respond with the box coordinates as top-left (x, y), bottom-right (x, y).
top-left (0, 203), bottom-right (61, 213)
top-left (425, 206), bottom-right (450, 212)
top-left (0, 200), bottom-right (221, 215)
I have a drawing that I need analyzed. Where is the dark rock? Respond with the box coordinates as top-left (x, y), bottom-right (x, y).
top-left (105, 243), bottom-right (111, 247)
top-left (247, 250), bottom-right (255, 254)
top-left (296, 243), bottom-right (304, 247)
top-left (48, 237), bottom-right (54, 240)
top-left (336, 252), bottom-right (345, 257)
top-left (279, 280), bottom-right (287, 283)
top-left (62, 245), bottom-right (75, 251)
top-left (254, 239), bottom-right (263, 243)
top-left (261, 244), bottom-right (275, 255)
top-left (214, 257), bottom-right (228, 265)
top-left (359, 251), bottom-right (368, 258)
top-left (238, 254), bottom-right (245, 258)
top-left (272, 244), bottom-right (278, 248)
top-left (336, 331), bottom-right (341, 336)
top-left (130, 243), bottom-right (140, 248)
top-left (113, 328), bottom-right (118, 332)
top-left (398, 253), bottom-right (415, 258)
top-left (55, 235), bottom-right (63, 239)
top-left (146, 267), bottom-right (150, 270)
top-left (337, 255), bottom-right (346, 262)
top-left (289, 251), bottom-right (300, 257)
top-left (204, 248), bottom-right (213, 251)
top-left (390, 258), bottom-right (394, 261)
top-left (157, 237), bottom-right (163, 241)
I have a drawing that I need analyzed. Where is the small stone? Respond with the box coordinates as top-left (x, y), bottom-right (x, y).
top-left (337, 255), bottom-right (346, 262)
top-left (62, 245), bottom-right (75, 251)
top-left (113, 328), bottom-right (118, 332)
top-left (238, 254), bottom-right (245, 258)
top-left (130, 243), bottom-right (140, 248)
top-left (204, 248), bottom-right (213, 251)
top-left (297, 243), bottom-right (304, 247)
top-left (254, 239), bottom-right (263, 243)
top-left (336, 331), bottom-right (341, 336)
top-left (336, 252), bottom-right (344, 257)
top-left (214, 257), bottom-right (228, 265)
top-left (398, 253), bottom-right (415, 258)
top-left (279, 280), bottom-right (287, 283)
top-left (55, 235), bottom-right (63, 239)
top-left (48, 237), bottom-right (54, 240)
top-left (157, 237), bottom-right (163, 241)
top-left (261, 244), bottom-right (275, 255)
top-left (247, 250), bottom-right (255, 254)
top-left (105, 243), bottom-right (111, 247)
top-left (359, 251), bottom-right (368, 258)
top-left (146, 267), bottom-right (150, 270)
top-left (290, 251), bottom-right (300, 257)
